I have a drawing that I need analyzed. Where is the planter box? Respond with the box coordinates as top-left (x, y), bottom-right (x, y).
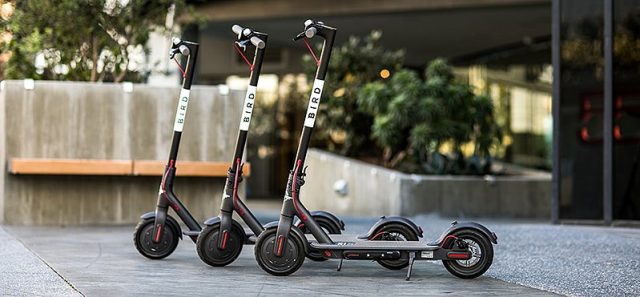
top-left (303, 149), bottom-right (551, 218)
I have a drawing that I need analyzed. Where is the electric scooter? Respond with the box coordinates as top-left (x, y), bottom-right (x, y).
top-left (195, 25), bottom-right (344, 267)
top-left (253, 20), bottom-right (498, 280)
top-left (133, 38), bottom-right (203, 259)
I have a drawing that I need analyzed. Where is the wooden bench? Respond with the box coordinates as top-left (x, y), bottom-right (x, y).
top-left (8, 158), bottom-right (250, 177)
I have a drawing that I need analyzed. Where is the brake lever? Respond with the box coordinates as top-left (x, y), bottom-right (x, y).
top-left (293, 32), bottom-right (306, 41)
top-left (236, 40), bottom-right (250, 51)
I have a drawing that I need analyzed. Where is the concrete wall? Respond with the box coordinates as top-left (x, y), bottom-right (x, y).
top-left (304, 149), bottom-right (551, 218)
top-left (0, 80), bottom-right (244, 225)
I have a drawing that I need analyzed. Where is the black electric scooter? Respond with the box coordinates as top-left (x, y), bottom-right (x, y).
top-left (133, 38), bottom-right (203, 259)
top-left (195, 25), bottom-right (344, 267)
top-left (254, 20), bottom-right (497, 280)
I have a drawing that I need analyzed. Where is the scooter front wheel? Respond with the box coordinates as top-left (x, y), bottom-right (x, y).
top-left (254, 228), bottom-right (305, 276)
top-left (133, 216), bottom-right (180, 259)
top-left (196, 223), bottom-right (244, 267)
top-left (442, 228), bottom-right (493, 279)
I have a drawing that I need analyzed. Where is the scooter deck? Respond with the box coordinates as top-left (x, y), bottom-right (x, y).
top-left (307, 234), bottom-right (439, 251)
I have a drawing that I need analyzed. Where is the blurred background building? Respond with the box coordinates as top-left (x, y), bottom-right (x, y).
top-left (183, 0), bottom-right (555, 198)
top-left (1, 0), bottom-right (638, 224)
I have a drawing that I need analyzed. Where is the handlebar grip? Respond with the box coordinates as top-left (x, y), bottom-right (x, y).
top-left (250, 37), bottom-right (265, 49)
top-left (178, 45), bottom-right (190, 56)
top-left (305, 27), bottom-right (317, 38)
top-left (232, 25), bottom-right (243, 35)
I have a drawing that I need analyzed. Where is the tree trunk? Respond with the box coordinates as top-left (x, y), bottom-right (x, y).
top-left (114, 46), bottom-right (128, 83)
top-left (90, 36), bottom-right (98, 82)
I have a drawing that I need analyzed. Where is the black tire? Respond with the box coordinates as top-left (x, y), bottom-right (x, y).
top-left (196, 223), bottom-right (244, 267)
top-left (298, 217), bottom-right (342, 262)
top-left (254, 228), bottom-right (305, 276)
top-left (442, 229), bottom-right (494, 279)
top-left (371, 223), bottom-right (419, 270)
top-left (133, 216), bottom-right (180, 260)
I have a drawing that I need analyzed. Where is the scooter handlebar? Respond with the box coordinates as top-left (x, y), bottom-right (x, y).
top-left (293, 19), bottom-right (334, 41)
top-left (250, 36), bottom-right (265, 49)
top-left (232, 25), bottom-right (243, 35)
top-left (305, 27), bottom-right (317, 39)
top-left (168, 38), bottom-right (192, 59)
top-left (232, 25), bottom-right (266, 49)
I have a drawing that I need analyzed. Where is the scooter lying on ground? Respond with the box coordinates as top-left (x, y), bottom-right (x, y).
top-left (133, 38), bottom-right (203, 259)
top-left (253, 20), bottom-right (497, 280)
top-left (195, 25), bottom-right (344, 267)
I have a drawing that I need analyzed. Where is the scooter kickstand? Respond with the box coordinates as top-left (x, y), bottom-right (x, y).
top-left (337, 258), bottom-right (343, 271)
top-left (405, 252), bottom-right (415, 281)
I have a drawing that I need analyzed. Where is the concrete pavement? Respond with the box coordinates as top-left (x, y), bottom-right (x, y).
top-left (0, 227), bottom-right (80, 297)
top-left (2, 213), bottom-right (639, 296)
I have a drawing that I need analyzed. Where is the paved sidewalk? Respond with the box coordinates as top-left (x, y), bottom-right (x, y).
top-left (412, 216), bottom-right (640, 297)
top-left (0, 226), bottom-right (80, 297)
top-left (4, 223), bottom-right (556, 297)
top-left (3, 214), bottom-right (639, 296)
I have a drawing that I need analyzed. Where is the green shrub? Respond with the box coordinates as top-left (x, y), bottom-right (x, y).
top-left (358, 59), bottom-right (502, 175)
top-left (302, 31), bottom-right (404, 156)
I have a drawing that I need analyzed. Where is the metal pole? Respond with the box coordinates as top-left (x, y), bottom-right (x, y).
top-left (551, 0), bottom-right (561, 224)
top-left (603, 0), bottom-right (614, 225)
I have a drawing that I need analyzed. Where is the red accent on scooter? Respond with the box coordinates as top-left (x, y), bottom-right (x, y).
top-left (233, 43), bottom-right (254, 71)
top-left (155, 225), bottom-right (162, 242)
top-left (232, 158), bottom-right (244, 216)
top-left (369, 231), bottom-right (387, 240)
top-left (221, 230), bottom-right (229, 250)
top-left (323, 250), bottom-right (333, 257)
top-left (440, 235), bottom-right (458, 248)
top-left (303, 38), bottom-right (320, 66)
top-left (276, 235), bottom-right (285, 256)
top-left (173, 58), bottom-right (186, 78)
top-left (447, 252), bottom-right (471, 260)
top-left (170, 203), bottom-right (180, 212)
top-left (160, 160), bottom-right (175, 192)
top-left (292, 159), bottom-right (307, 221)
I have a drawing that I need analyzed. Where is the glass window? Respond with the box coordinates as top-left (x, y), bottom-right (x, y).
top-left (613, 0), bottom-right (640, 220)
top-left (559, 0), bottom-right (604, 220)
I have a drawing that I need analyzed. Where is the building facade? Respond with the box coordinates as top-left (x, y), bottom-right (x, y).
top-left (553, 0), bottom-right (640, 223)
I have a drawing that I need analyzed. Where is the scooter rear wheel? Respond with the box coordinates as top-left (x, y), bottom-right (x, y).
top-left (371, 223), bottom-right (419, 270)
top-left (442, 229), bottom-right (493, 279)
top-left (133, 216), bottom-right (180, 259)
top-left (196, 223), bottom-right (244, 267)
top-left (254, 228), bottom-right (305, 276)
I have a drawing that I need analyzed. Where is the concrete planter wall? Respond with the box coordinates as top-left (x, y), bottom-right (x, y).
top-left (0, 80), bottom-right (244, 225)
top-left (303, 149), bottom-right (551, 218)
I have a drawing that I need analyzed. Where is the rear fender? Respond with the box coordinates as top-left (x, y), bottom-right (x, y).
top-left (358, 216), bottom-right (423, 239)
top-left (432, 221), bottom-right (498, 245)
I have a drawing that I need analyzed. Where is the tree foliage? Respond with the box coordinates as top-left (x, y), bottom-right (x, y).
top-left (302, 31), bottom-right (404, 156)
top-left (1, 0), bottom-right (189, 82)
top-left (359, 59), bottom-right (502, 175)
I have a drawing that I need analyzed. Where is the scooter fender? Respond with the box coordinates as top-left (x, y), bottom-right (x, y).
top-left (294, 210), bottom-right (346, 231)
top-left (141, 211), bottom-right (156, 220)
top-left (203, 216), bottom-right (221, 226)
top-left (358, 216), bottom-right (424, 239)
top-left (262, 221), bottom-right (279, 229)
top-left (140, 211), bottom-right (182, 240)
top-left (266, 223), bottom-right (308, 255)
top-left (434, 221), bottom-right (498, 245)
